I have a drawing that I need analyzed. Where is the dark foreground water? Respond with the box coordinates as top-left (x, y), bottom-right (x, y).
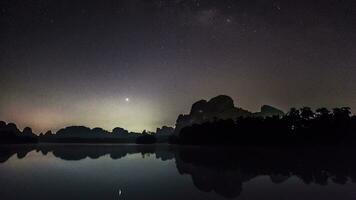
top-left (0, 144), bottom-right (356, 200)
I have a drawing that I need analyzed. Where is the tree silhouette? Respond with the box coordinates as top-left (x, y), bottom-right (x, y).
top-left (177, 106), bottom-right (356, 146)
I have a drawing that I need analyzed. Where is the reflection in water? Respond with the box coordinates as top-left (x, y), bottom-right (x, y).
top-left (176, 146), bottom-right (356, 198)
top-left (118, 188), bottom-right (122, 199)
top-left (0, 144), bottom-right (356, 199)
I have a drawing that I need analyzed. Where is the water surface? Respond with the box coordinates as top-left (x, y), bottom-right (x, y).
top-left (0, 144), bottom-right (355, 199)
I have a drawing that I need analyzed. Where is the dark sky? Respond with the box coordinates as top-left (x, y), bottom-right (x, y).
top-left (1, 0), bottom-right (355, 133)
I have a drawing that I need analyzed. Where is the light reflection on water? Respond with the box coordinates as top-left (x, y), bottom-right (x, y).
top-left (0, 144), bottom-right (356, 200)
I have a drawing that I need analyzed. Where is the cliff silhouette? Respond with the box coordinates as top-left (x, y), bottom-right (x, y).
top-left (0, 121), bottom-right (37, 144)
top-left (174, 95), bottom-right (284, 135)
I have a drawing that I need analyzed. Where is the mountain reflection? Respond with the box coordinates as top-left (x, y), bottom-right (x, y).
top-left (1, 144), bottom-right (355, 199)
top-left (175, 146), bottom-right (356, 198)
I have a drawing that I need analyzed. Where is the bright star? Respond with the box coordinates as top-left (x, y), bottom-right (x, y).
top-left (125, 97), bottom-right (130, 102)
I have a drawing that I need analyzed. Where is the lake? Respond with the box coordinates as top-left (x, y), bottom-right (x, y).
top-left (0, 144), bottom-right (355, 200)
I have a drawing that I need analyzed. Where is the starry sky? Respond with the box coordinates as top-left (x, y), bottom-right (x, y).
top-left (1, 0), bottom-right (355, 133)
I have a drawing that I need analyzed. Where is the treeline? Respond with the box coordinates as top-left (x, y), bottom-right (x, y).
top-left (40, 126), bottom-right (141, 143)
top-left (0, 122), bottom-right (167, 144)
top-left (178, 107), bottom-right (356, 145)
top-left (2, 106), bottom-right (356, 146)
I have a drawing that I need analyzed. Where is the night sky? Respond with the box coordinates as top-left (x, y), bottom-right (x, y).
top-left (1, 0), bottom-right (355, 133)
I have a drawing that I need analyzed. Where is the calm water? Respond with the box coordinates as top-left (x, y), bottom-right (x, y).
top-left (0, 144), bottom-right (355, 200)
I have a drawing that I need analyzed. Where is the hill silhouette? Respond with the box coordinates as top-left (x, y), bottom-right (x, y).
top-left (40, 126), bottom-right (142, 143)
top-left (174, 95), bottom-right (284, 135)
top-left (1, 95), bottom-right (355, 145)
top-left (0, 121), bottom-right (37, 144)
top-left (177, 106), bottom-right (356, 146)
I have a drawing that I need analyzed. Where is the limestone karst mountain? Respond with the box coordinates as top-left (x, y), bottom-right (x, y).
top-left (174, 95), bottom-right (284, 135)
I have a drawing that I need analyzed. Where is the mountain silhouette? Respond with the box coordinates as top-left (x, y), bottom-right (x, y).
top-left (0, 121), bottom-right (37, 144)
top-left (255, 105), bottom-right (284, 117)
top-left (174, 95), bottom-right (284, 135)
top-left (2, 95), bottom-right (356, 146)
